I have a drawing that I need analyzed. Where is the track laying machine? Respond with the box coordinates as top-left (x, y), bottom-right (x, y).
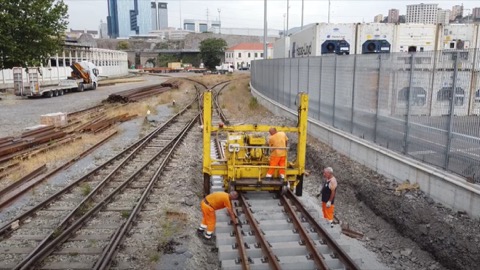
top-left (202, 91), bottom-right (309, 196)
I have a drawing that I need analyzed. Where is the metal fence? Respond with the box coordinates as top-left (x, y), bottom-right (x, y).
top-left (251, 49), bottom-right (480, 183)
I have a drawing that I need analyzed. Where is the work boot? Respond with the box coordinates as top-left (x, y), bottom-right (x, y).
top-left (265, 176), bottom-right (272, 181)
top-left (196, 228), bottom-right (205, 234)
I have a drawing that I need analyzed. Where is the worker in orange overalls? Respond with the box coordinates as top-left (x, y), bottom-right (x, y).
top-left (265, 127), bottom-right (288, 180)
top-left (319, 167), bottom-right (337, 227)
top-left (197, 191), bottom-right (239, 240)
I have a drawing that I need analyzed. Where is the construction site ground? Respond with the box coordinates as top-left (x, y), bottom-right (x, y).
top-left (0, 72), bottom-right (479, 270)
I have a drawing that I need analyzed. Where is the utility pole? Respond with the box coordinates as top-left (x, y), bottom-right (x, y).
top-left (179, 0), bottom-right (182, 29)
top-left (301, 0), bottom-right (304, 29)
top-left (206, 8), bottom-right (209, 31)
top-left (264, 0), bottom-right (267, 59)
top-left (218, 9), bottom-right (221, 34)
top-left (283, 13), bottom-right (286, 36)
top-left (286, 0), bottom-right (289, 35)
top-left (328, 0), bottom-right (331, 23)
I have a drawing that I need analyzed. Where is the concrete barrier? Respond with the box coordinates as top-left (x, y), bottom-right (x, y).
top-left (250, 83), bottom-right (480, 218)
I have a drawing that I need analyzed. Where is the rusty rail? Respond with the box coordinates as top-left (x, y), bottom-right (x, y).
top-left (0, 164), bottom-right (47, 199)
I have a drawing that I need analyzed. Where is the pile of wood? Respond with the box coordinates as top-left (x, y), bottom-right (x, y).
top-left (0, 126), bottom-right (66, 162)
top-left (104, 83), bottom-right (172, 103)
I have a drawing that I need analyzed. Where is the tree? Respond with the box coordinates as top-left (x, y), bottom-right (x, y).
top-left (0, 0), bottom-right (68, 69)
top-left (117, 41), bottom-right (130, 50)
top-left (199, 38), bottom-right (227, 70)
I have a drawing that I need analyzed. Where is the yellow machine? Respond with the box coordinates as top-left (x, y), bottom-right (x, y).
top-left (202, 91), bottom-right (309, 196)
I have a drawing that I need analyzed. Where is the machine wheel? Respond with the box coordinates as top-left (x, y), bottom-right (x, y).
top-left (45, 91), bottom-right (53, 98)
top-left (78, 83), bottom-right (84, 92)
top-left (203, 173), bottom-right (211, 197)
top-left (53, 90), bottom-right (58, 97)
top-left (295, 175), bottom-right (304, 196)
top-left (92, 82), bottom-right (97, 90)
top-left (59, 90), bottom-right (64, 96)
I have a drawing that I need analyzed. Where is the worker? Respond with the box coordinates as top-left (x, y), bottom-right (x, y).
top-left (265, 127), bottom-right (288, 180)
top-left (197, 191), bottom-right (239, 240)
top-left (318, 167), bottom-right (337, 227)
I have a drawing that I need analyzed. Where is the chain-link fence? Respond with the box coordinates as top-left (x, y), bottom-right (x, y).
top-left (251, 49), bottom-right (480, 183)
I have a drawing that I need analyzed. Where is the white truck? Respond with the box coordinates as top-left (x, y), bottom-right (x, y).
top-left (14, 61), bottom-right (99, 98)
top-left (215, 63), bottom-right (234, 74)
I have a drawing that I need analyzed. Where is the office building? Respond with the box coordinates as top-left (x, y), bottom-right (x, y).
top-left (151, 2), bottom-right (168, 30)
top-left (450, 5), bottom-right (463, 21)
top-left (437, 9), bottom-right (450, 25)
top-left (99, 20), bottom-right (108, 38)
top-left (388, 9), bottom-right (399, 23)
top-left (183, 19), bottom-right (220, 33)
top-left (374, 14), bottom-right (384, 23)
top-left (107, 0), bottom-right (152, 38)
top-left (472, 7), bottom-right (480, 20)
top-left (406, 3), bottom-right (438, 24)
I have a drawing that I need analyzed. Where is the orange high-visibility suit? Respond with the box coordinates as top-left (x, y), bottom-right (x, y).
top-left (266, 131), bottom-right (288, 178)
top-left (199, 192), bottom-right (233, 235)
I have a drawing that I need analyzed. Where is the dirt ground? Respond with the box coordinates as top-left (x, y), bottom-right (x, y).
top-left (1, 72), bottom-right (479, 270)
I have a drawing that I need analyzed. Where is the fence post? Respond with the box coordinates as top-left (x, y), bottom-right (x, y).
top-left (318, 56), bottom-right (323, 120)
top-left (374, 54), bottom-right (382, 143)
top-left (444, 51), bottom-right (459, 169)
top-left (350, 54), bottom-right (357, 134)
top-left (332, 55), bottom-right (338, 127)
top-left (307, 57), bottom-right (310, 94)
top-left (283, 58), bottom-right (286, 105)
top-left (404, 53), bottom-right (415, 155)
top-left (297, 58), bottom-right (301, 97)
top-left (289, 58), bottom-right (293, 108)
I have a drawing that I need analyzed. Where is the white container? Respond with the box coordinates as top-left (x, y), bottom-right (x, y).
top-left (356, 23), bottom-right (396, 54)
top-left (393, 24), bottom-right (437, 53)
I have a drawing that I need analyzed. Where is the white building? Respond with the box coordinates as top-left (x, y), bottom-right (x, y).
top-left (183, 19), bottom-right (220, 33)
top-left (225, 43), bottom-right (273, 69)
top-left (374, 14), bottom-right (384, 23)
top-left (210, 27), bottom-right (281, 38)
top-left (149, 28), bottom-right (193, 40)
top-left (99, 20), bottom-right (108, 39)
top-left (437, 9), bottom-right (451, 25)
top-left (406, 3), bottom-right (438, 24)
top-left (450, 5), bottom-right (464, 21)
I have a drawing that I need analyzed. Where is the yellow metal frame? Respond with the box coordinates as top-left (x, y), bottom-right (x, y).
top-left (202, 91), bottom-right (309, 193)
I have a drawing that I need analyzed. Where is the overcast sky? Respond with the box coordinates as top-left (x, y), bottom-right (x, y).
top-left (65, 0), bottom-right (479, 31)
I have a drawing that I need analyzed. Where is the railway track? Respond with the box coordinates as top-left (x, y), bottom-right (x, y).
top-left (0, 94), bottom-right (201, 269)
top-left (203, 84), bottom-right (363, 269)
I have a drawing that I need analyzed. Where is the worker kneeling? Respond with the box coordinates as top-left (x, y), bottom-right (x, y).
top-left (265, 127), bottom-right (288, 180)
top-left (198, 191), bottom-right (239, 241)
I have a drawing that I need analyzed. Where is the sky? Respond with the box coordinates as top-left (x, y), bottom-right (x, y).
top-left (65, 0), bottom-right (479, 31)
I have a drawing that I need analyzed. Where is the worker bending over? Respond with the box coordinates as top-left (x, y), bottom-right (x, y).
top-left (265, 127), bottom-right (288, 180)
top-left (198, 191), bottom-right (239, 240)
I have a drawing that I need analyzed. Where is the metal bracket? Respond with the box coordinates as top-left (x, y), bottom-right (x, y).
top-left (232, 243), bottom-right (238, 249)
top-left (298, 240), bottom-right (306, 246)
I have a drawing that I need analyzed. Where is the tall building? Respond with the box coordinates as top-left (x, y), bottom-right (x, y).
top-left (473, 7), bottom-right (480, 21)
top-left (151, 2), bottom-right (168, 30)
top-left (437, 9), bottom-right (450, 25)
top-left (406, 3), bottom-right (438, 24)
top-left (374, 14), bottom-right (384, 23)
top-left (388, 9), bottom-right (400, 23)
top-left (107, 0), bottom-right (152, 38)
top-left (99, 20), bottom-right (108, 38)
top-left (450, 5), bottom-right (463, 21)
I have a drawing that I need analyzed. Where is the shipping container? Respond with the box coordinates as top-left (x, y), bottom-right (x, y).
top-left (437, 24), bottom-right (479, 50)
top-left (393, 24), bottom-right (437, 53)
top-left (289, 24), bottom-right (318, 58)
top-left (273, 36), bottom-right (290, 59)
top-left (356, 23), bottom-right (396, 54)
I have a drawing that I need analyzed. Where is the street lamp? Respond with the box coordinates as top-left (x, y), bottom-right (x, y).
top-left (218, 9), bottom-right (221, 34)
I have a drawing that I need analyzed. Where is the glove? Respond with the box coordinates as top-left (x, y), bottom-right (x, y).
top-left (326, 201), bottom-right (331, 208)
top-left (316, 193), bottom-right (321, 198)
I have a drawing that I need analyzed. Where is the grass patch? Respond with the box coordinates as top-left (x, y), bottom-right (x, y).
top-left (149, 253), bottom-right (160, 262)
top-left (249, 97), bottom-right (259, 110)
top-left (80, 183), bottom-right (92, 196)
top-left (121, 210), bottom-right (131, 218)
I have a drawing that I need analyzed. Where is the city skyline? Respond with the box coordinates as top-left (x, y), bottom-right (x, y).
top-left (65, 0), bottom-right (479, 33)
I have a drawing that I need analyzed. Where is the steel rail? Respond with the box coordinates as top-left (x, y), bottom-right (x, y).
top-left (284, 189), bottom-right (361, 270)
top-left (14, 102), bottom-right (198, 269)
top-left (93, 114), bottom-right (199, 269)
top-left (20, 115), bottom-right (198, 269)
top-left (237, 194), bottom-right (281, 270)
top-left (280, 192), bottom-right (330, 270)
